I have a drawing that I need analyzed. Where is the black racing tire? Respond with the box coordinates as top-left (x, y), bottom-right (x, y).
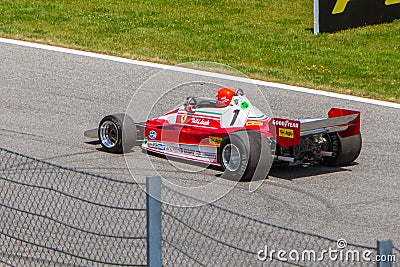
top-left (218, 131), bottom-right (273, 182)
top-left (98, 113), bottom-right (137, 154)
top-left (321, 133), bottom-right (362, 166)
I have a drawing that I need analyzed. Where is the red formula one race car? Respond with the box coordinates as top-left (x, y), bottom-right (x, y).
top-left (85, 88), bottom-right (362, 181)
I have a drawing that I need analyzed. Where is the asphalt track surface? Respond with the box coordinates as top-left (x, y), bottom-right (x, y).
top-left (1, 40), bottom-right (400, 249)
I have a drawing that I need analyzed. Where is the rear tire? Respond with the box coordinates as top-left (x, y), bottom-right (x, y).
top-left (98, 114), bottom-right (137, 154)
top-left (321, 133), bottom-right (362, 166)
top-left (218, 131), bottom-right (273, 182)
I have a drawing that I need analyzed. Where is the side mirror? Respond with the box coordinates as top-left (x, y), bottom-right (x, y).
top-left (235, 88), bottom-right (244, 96)
top-left (185, 97), bottom-right (197, 106)
top-left (184, 97), bottom-right (197, 113)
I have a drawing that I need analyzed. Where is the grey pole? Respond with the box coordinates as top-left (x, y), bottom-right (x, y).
top-left (377, 239), bottom-right (393, 267)
top-left (146, 176), bottom-right (162, 267)
top-left (313, 0), bottom-right (320, 35)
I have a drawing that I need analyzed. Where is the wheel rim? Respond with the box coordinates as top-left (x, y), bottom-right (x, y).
top-left (321, 135), bottom-right (332, 151)
top-left (99, 121), bottom-right (119, 148)
top-left (222, 144), bottom-right (241, 172)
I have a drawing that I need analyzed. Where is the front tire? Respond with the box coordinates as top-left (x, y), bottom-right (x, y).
top-left (218, 131), bottom-right (273, 182)
top-left (98, 114), bottom-right (137, 154)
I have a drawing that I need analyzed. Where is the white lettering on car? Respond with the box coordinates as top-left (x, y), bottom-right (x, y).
top-left (191, 118), bottom-right (210, 126)
top-left (272, 119), bottom-right (299, 129)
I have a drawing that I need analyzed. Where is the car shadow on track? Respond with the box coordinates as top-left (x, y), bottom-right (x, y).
top-left (85, 140), bottom-right (101, 145)
top-left (137, 149), bottom-right (360, 181)
top-left (268, 162), bottom-right (359, 180)
top-left (88, 142), bottom-right (359, 182)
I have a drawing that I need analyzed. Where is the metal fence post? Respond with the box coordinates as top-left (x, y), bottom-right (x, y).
top-left (313, 0), bottom-right (320, 35)
top-left (146, 176), bottom-right (162, 267)
top-left (377, 239), bottom-right (393, 267)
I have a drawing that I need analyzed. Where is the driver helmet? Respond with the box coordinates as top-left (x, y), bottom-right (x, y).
top-left (216, 87), bottom-right (235, 107)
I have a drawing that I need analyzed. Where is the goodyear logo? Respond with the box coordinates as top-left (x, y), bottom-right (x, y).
top-left (246, 121), bottom-right (263, 126)
top-left (279, 128), bottom-right (294, 139)
top-left (209, 136), bottom-right (223, 145)
top-left (272, 119), bottom-right (299, 129)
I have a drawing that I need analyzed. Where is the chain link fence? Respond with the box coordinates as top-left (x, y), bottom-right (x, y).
top-left (0, 147), bottom-right (395, 266)
top-left (0, 147), bottom-right (147, 266)
top-left (161, 187), bottom-right (379, 266)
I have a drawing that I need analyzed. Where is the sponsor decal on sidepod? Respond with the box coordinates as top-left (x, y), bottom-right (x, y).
top-left (149, 130), bottom-right (157, 139)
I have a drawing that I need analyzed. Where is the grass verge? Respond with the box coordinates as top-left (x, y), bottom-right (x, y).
top-left (0, 0), bottom-right (399, 102)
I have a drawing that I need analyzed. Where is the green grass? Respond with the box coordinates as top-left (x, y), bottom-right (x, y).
top-left (1, 0), bottom-right (399, 102)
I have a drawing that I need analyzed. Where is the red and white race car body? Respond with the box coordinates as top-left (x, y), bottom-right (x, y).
top-left (139, 94), bottom-right (360, 167)
top-left (86, 90), bottom-right (362, 181)
top-left (141, 95), bottom-right (271, 165)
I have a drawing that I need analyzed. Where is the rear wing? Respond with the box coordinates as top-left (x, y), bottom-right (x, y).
top-left (270, 108), bottom-right (360, 148)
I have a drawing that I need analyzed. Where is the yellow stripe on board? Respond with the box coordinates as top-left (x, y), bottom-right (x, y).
top-left (333, 0), bottom-right (400, 15)
top-left (386, 0), bottom-right (400, 5)
top-left (332, 0), bottom-right (351, 14)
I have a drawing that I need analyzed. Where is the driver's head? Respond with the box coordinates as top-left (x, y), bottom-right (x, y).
top-left (216, 87), bottom-right (235, 107)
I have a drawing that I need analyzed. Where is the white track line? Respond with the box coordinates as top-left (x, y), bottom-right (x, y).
top-left (1, 37), bottom-right (399, 109)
